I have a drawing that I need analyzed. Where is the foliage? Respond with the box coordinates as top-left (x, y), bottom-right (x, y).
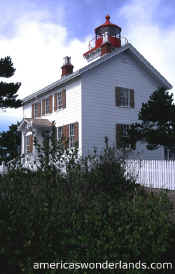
top-left (124, 87), bottom-right (175, 150)
top-left (0, 131), bottom-right (175, 274)
top-left (0, 56), bottom-right (21, 109)
top-left (0, 123), bottom-right (21, 164)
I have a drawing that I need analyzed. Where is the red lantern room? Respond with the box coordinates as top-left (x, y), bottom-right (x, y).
top-left (83, 15), bottom-right (124, 62)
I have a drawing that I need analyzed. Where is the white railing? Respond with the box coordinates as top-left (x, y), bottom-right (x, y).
top-left (87, 36), bottom-right (128, 51)
top-left (125, 160), bottom-right (175, 190)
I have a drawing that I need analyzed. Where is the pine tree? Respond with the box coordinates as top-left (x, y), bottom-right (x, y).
top-left (0, 56), bottom-right (21, 108)
top-left (0, 123), bottom-right (21, 163)
top-left (125, 87), bottom-right (175, 150)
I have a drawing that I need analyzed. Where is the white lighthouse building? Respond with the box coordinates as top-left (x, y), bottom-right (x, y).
top-left (18, 15), bottom-right (172, 161)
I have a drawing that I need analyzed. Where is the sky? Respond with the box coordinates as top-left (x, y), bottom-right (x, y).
top-left (0, 0), bottom-right (175, 131)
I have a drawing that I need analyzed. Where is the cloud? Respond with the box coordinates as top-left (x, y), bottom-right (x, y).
top-left (118, 0), bottom-right (175, 92)
top-left (0, 12), bottom-right (88, 128)
top-left (1, 0), bottom-right (175, 131)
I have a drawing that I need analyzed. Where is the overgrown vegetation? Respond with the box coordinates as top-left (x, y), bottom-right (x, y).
top-left (0, 123), bottom-right (21, 164)
top-left (0, 56), bottom-right (21, 109)
top-left (123, 87), bottom-right (175, 151)
top-left (0, 129), bottom-right (175, 274)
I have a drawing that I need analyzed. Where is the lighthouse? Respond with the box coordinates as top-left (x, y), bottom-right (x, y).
top-left (83, 15), bottom-right (127, 62)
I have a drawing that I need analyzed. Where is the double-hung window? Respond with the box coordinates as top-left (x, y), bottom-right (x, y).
top-left (115, 87), bottom-right (134, 108)
top-left (26, 136), bottom-right (30, 153)
top-left (57, 92), bottom-right (63, 109)
top-left (32, 102), bottom-right (41, 118)
top-left (25, 135), bottom-right (33, 153)
top-left (57, 126), bottom-right (63, 141)
top-left (120, 88), bottom-right (129, 106)
top-left (45, 97), bottom-right (50, 114)
top-left (164, 147), bottom-right (175, 160)
top-left (34, 103), bottom-right (39, 118)
top-left (116, 124), bottom-right (130, 148)
top-left (54, 89), bottom-right (66, 111)
top-left (69, 123), bottom-right (75, 148)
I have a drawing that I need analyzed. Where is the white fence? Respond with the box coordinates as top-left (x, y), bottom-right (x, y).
top-left (0, 162), bottom-right (7, 175)
top-left (125, 160), bottom-right (175, 190)
top-left (1, 159), bottom-right (175, 190)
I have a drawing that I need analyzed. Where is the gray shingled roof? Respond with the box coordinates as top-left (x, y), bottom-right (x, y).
top-left (22, 43), bottom-right (172, 104)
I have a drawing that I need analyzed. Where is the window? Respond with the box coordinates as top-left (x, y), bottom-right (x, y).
top-left (45, 97), bottom-right (50, 114)
top-left (120, 88), bottom-right (129, 106)
top-left (34, 103), bottom-right (39, 117)
top-left (32, 102), bottom-right (41, 118)
top-left (164, 148), bottom-right (175, 160)
top-left (57, 126), bottom-right (63, 141)
top-left (121, 124), bottom-right (130, 137)
top-left (57, 92), bottom-right (63, 109)
top-left (116, 124), bottom-right (130, 148)
top-left (25, 135), bottom-right (33, 153)
top-left (115, 87), bottom-right (134, 108)
top-left (42, 96), bottom-right (52, 115)
top-left (54, 89), bottom-right (66, 111)
top-left (69, 123), bottom-right (75, 147)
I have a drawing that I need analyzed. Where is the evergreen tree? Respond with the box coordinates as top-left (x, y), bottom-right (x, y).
top-left (0, 123), bottom-right (21, 163)
top-left (125, 87), bottom-right (175, 150)
top-left (0, 56), bottom-right (21, 108)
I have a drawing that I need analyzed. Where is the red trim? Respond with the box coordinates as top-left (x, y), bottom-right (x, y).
top-left (83, 46), bottom-right (100, 57)
top-left (95, 15), bottom-right (121, 32)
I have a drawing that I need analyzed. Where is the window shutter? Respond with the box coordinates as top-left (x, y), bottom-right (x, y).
top-left (49, 95), bottom-right (53, 113)
top-left (54, 94), bottom-right (57, 111)
top-left (116, 124), bottom-right (122, 148)
top-left (74, 122), bottom-right (79, 147)
top-left (32, 104), bottom-right (34, 119)
top-left (62, 89), bottom-right (66, 108)
top-left (42, 99), bottom-right (46, 115)
top-left (130, 89), bottom-right (135, 108)
top-left (38, 102), bottom-right (41, 117)
top-left (29, 135), bottom-right (33, 152)
top-left (115, 87), bottom-right (121, 106)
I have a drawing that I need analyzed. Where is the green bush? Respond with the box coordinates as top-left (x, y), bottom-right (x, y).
top-left (0, 134), bottom-right (174, 274)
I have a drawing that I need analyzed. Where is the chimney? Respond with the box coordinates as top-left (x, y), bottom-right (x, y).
top-left (61, 56), bottom-right (73, 77)
top-left (101, 32), bottom-right (112, 56)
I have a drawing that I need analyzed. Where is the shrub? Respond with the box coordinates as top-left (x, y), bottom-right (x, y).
top-left (0, 133), bottom-right (174, 274)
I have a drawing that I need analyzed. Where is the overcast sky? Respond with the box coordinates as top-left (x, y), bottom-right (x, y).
top-left (0, 0), bottom-right (175, 131)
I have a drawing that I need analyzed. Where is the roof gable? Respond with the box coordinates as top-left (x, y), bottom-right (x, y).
top-left (80, 43), bottom-right (172, 90)
top-left (22, 43), bottom-right (172, 104)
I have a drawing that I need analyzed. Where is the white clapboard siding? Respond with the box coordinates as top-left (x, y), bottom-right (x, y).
top-left (125, 160), bottom-right (175, 190)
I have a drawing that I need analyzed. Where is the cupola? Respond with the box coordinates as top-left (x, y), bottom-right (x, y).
top-left (83, 15), bottom-right (127, 62)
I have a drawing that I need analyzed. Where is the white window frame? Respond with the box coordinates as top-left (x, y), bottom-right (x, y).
top-left (121, 124), bottom-right (130, 137)
top-left (34, 103), bottom-right (39, 118)
top-left (119, 88), bottom-right (129, 107)
top-left (120, 124), bottom-right (131, 149)
top-left (45, 97), bottom-right (50, 114)
top-left (69, 123), bottom-right (75, 148)
top-left (164, 147), bottom-right (175, 160)
top-left (57, 126), bottom-right (63, 141)
top-left (57, 92), bottom-right (63, 109)
top-left (25, 135), bottom-right (30, 153)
